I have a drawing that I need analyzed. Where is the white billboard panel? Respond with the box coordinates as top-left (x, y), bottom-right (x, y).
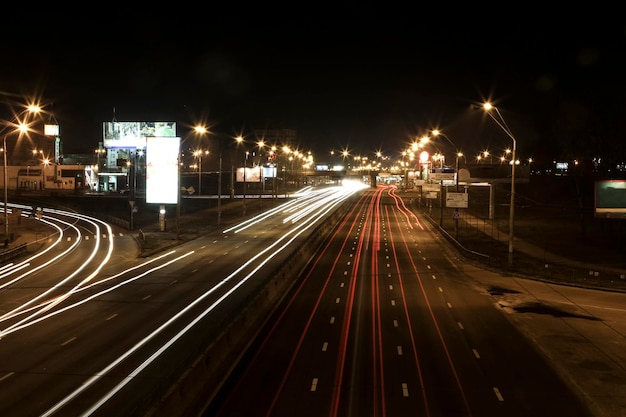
top-left (44, 124), bottom-right (60, 136)
top-left (103, 122), bottom-right (176, 149)
top-left (446, 192), bottom-right (468, 208)
top-left (430, 172), bottom-right (455, 181)
top-left (264, 166), bottom-right (276, 178)
top-left (146, 136), bottom-right (180, 204)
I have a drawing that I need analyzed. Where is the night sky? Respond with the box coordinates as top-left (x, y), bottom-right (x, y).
top-left (2, 12), bottom-right (625, 169)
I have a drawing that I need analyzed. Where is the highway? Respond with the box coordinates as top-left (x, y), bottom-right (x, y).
top-left (0, 184), bottom-right (368, 416)
top-left (1, 185), bottom-right (623, 416)
top-left (205, 186), bottom-right (594, 417)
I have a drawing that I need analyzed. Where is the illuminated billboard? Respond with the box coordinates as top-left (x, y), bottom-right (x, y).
top-left (44, 124), bottom-right (60, 136)
top-left (146, 136), bottom-right (180, 204)
top-left (103, 122), bottom-right (176, 149)
top-left (236, 167), bottom-right (262, 182)
top-left (595, 180), bottom-right (626, 218)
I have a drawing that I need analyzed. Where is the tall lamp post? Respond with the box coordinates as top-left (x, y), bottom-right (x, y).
top-left (194, 125), bottom-right (226, 226)
top-left (235, 136), bottom-right (247, 215)
top-left (32, 149), bottom-right (43, 190)
top-left (430, 130), bottom-right (462, 227)
top-left (269, 145), bottom-right (277, 199)
top-left (454, 152), bottom-right (464, 191)
top-left (2, 135), bottom-right (9, 238)
top-left (401, 150), bottom-right (408, 189)
top-left (257, 140), bottom-right (265, 200)
top-left (243, 149), bottom-right (249, 213)
top-left (483, 103), bottom-right (517, 267)
top-left (193, 149), bottom-right (208, 195)
top-left (217, 143), bottom-right (223, 225)
top-left (2, 104), bottom-right (41, 239)
top-left (42, 158), bottom-right (50, 191)
top-left (453, 152), bottom-right (464, 240)
top-left (430, 129), bottom-right (463, 184)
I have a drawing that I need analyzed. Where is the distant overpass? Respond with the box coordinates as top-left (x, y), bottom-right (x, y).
top-left (302, 163), bottom-right (530, 189)
top-left (303, 169), bottom-right (379, 187)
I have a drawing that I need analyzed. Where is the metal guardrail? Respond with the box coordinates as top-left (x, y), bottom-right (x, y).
top-left (419, 204), bottom-right (626, 291)
top-left (0, 243), bottom-right (27, 264)
top-left (103, 214), bottom-right (130, 230)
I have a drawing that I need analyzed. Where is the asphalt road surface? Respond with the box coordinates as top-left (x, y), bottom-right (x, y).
top-left (204, 186), bottom-right (596, 417)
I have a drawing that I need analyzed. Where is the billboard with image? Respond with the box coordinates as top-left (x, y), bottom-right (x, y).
top-left (103, 122), bottom-right (176, 149)
top-left (595, 180), bottom-right (626, 218)
top-left (236, 167), bottom-right (262, 182)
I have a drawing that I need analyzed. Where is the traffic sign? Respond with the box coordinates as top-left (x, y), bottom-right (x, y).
top-left (446, 192), bottom-right (468, 208)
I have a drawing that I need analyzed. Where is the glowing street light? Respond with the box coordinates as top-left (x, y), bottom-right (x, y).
top-left (235, 135), bottom-right (247, 215)
top-left (1, 103), bottom-right (42, 239)
top-left (194, 125), bottom-right (227, 225)
top-left (42, 158), bottom-right (51, 191)
top-left (401, 150), bottom-right (408, 188)
top-left (32, 149), bottom-right (44, 190)
top-left (455, 152), bottom-right (464, 191)
top-left (256, 140), bottom-right (266, 199)
top-left (193, 149), bottom-right (209, 195)
top-left (483, 102), bottom-right (518, 267)
top-left (430, 129), bottom-right (464, 190)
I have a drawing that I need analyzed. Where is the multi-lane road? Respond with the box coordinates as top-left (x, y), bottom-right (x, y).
top-left (204, 185), bottom-right (596, 417)
top-left (0, 185), bottom-right (366, 416)
top-left (1, 185), bottom-right (624, 417)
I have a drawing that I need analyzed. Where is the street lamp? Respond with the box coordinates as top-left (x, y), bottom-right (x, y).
top-left (235, 136), bottom-right (247, 215)
top-left (32, 149), bottom-right (43, 190)
top-left (283, 146), bottom-right (293, 196)
top-left (2, 135), bottom-right (12, 238)
top-left (483, 102), bottom-right (517, 267)
top-left (401, 150), bottom-right (408, 188)
top-left (256, 140), bottom-right (265, 199)
top-left (430, 129), bottom-right (463, 226)
top-left (455, 152), bottom-right (464, 191)
top-left (193, 149), bottom-right (209, 195)
top-left (269, 145), bottom-right (277, 199)
top-left (1, 104), bottom-right (41, 240)
top-left (42, 158), bottom-right (50, 191)
top-left (94, 148), bottom-right (106, 191)
top-left (217, 142), bottom-right (223, 225)
top-left (430, 130), bottom-right (464, 191)
top-left (194, 125), bottom-right (226, 226)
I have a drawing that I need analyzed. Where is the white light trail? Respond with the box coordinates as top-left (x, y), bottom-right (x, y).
top-left (44, 185), bottom-right (367, 416)
top-left (0, 208), bottom-right (115, 334)
top-left (0, 217), bottom-right (64, 280)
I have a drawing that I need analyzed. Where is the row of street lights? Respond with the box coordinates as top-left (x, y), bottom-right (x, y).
top-left (397, 103), bottom-right (518, 267)
top-left (193, 105), bottom-right (521, 267)
top-left (191, 127), bottom-right (313, 225)
top-left (0, 101), bottom-right (517, 263)
top-left (0, 98), bottom-right (518, 268)
top-left (191, 106), bottom-right (520, 267)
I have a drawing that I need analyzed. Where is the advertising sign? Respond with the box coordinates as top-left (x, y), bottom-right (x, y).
top-left (146, 136), bottom-right (180, 204)
top-left (103, 122), bottom-right (177, 149)
top-left (430, 172), bottom-right (455, 181)
top-left (236, 167), bottom-right (262, 182)
top-left (595, 180), bottom-right (626, 218)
